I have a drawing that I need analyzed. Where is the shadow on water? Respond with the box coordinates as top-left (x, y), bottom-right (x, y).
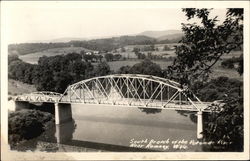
top-left (139, 107), bottom-right (198, 124)
top-left (53, 119), bottom-right (157, 152)
top-left (176, 110), bottom-right (197, 123)
top-left (138, 107), bottom-right (162, 114)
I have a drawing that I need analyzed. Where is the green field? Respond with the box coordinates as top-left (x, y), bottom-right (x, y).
top-left (15, 45), bottom-right (243, 84)
top-left (113, 43), bottom-right (177, 59)
top-left (18, 47), bottom-right (93, 64)
top-left (107, 59), bottom-right (243, 81)
top-left (18, 44), bottom-right (177, 64)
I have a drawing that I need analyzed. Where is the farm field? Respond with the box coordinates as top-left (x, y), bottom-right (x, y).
top-left (15, 45), bottom-right (243, 81)
top-left (18, 47), bottom-right (93, 64)
top-left (18, 43), bottom-right (177, 64)
top-left (221, 50), bottom-right (242, 59)
top-left (107, 59), bottom-right (243, 81)
top-left (17, 43), bottom-right (242, 65)
top-left (114, 43), bottom-right (177, 59)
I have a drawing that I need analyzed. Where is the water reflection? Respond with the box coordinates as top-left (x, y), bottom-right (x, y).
top-left (10, 104), bottom-right (209, 152)
top-left (138, 107), bottom-right (162, 114)
top-left (55, 120), bottom-right (76, 144)
top-left (54, 119), bottom-right (157, 152)
top-left (176, 110), bottom-right (197, 123)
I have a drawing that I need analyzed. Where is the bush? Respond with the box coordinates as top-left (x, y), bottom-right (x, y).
top-left (203, 96), bottom-right (243, 151)
top-left (8, 110), bottom-right (54, 146)
top-left (117, 59), bottom-right (163, 77)
top-left (191, 76), bottom-right (243, 102)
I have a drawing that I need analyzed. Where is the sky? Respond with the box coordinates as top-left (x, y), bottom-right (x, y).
top-left (2, 2), bottom-right (228, 44)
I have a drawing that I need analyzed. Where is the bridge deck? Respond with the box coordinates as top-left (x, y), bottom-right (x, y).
top-left (15, 95), bottom-right (213, 112)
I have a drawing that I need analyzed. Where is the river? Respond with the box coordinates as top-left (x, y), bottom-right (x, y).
top-left (9, 103), bottom-right (207, 152)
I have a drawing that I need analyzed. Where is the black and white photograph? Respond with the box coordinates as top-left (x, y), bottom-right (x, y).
top-left (1, 1), bottom-right (249, 160)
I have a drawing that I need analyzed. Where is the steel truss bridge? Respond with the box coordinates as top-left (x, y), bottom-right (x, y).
top-left (14, 74), bottom-right (216, 112)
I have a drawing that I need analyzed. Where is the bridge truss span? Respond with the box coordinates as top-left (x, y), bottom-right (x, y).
top-left (59, 74), bottom-right (207, 112)
top-left (14, 91), bottom-right (63, 103)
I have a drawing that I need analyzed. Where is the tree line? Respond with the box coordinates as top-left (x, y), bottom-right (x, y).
top-left (8, 53), bottom-right (111, 93)
top-left (8, 35), bottom-right (180, 56)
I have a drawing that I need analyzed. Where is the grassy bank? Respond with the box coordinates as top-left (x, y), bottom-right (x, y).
top-left (8, 79), bottom-right (36, 96)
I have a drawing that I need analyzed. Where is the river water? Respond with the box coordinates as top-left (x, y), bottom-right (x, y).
top-left (10, 104), bottom-right (207, 152)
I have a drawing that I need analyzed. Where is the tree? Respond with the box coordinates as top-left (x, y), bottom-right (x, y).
top-left (168, 8), bottom-right (244, 151)
top-left (129, 59), bottom-right (163, 77)
top-left (118, 65), bottom-right (131, 74)
top-left (104, 53), bottom-right (114, 62)
top-left (168, 8), bottom-right (243, 86)
top-left (8, 59), bottom-right (36, 84)
top-left (163, 45), bottom-right (171, 51)
top-left (34, 54), bottom-right (93, 93)
top-left (8, 110), bottom-right (54, 147)
top-left (135, 52), bottom-right (146, 59)
top-left (191, 76), bottom-right (242, 102)
top-left (132, 47), bottom-right (140, 53)
top-left (203, 96), bottom-right (243, 151)
top-left (150, 44), bottom-right (155, 51)
top-left (113, 54), bottom-right (122, 61)
top-left (93, 61), bottom-right (111, 77)
top-left (121, 47), bottom-right (126, 52)
top-left (8, 55), bottom-right (20, 65)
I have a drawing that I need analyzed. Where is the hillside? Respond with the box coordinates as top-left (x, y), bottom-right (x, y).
top-left (138, 30), bottom-right (182, 38)
top-left (157, 33), bottom-right (184, 41)
top-left (19, 47), bottom-right (92, 64)
top-left (8, 79), bottom-right (36, 96)
top-left (9, 35), bottom-right (157, 56)
top-left (8, 30), bottom-right (183, 56)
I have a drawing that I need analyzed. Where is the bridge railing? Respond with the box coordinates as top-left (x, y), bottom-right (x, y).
top-left (13, 75), bottom-right (219, 112)
top-left (14, 91), bottom-right (63, 103)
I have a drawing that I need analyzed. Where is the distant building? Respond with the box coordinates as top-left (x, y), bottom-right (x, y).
top-left (85, 51), bottom-right (92, 55)
top-left (93, 51), bottom-right (100, 55)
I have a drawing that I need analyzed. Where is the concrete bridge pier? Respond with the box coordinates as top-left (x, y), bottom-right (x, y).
top-left (14, 101), bottom-right (30, 111)
top-left (55, 120), bottom-right (75, 144)
top-left (197, 111), bottom-right (203, 139)
top-left (55, 103), bottom-right (72, 124)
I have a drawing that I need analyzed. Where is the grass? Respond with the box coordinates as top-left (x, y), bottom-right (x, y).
top-left (210, 60), bottom-right (242, 80)
top-left (18, 43), bottom-right (177, 64)
top-left (18, 47), bottom-right (92, 64)
top-left (113, 43), bottom-right (177, 59)
top-left (8, 79), bottom-right (36, 96)
top-left (221, 50), bottom-right (242, 59)
top-left (14, 46), bottom-right (243, 92)
top-left (108, 59), bottom-right (243, 81)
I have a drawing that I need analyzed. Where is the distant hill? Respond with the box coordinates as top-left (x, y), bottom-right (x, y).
top-left (49, 37), bottom-right (87, 43)
top-left (138, 30), bottom-right (183, 39)
top-left (9, 35), bottom-right (157, 55)
top-left (157, 33), bottom-right (184, 41)
top-left (8, 30), bottom-right (184, 55)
